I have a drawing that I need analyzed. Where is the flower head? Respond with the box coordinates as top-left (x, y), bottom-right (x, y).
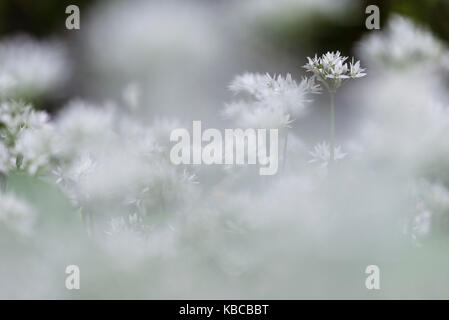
top-left (308, 141), bottom-right (347, 168)
top-left (359, 15), bottom-right (447, 70)
top-left (226, 72), bottom-right (319, 128)
top-left (304, 51), bottom-right (366, 91)
top-left (0, 35), bottom-right (69, 98)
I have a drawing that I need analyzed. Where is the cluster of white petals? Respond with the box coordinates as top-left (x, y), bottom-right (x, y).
top-left (51, 100), bottom-right (199, 225)
top-left (360, 15), bottom-right (448, 69)
top-left (0, 101), bottom-right (53, 174)
top-left (0, 35), bottom-right (68, 98)
top-left (225, 72), bottom-right (319, 128)
top-left (304, 51), bottom-right (366, 92)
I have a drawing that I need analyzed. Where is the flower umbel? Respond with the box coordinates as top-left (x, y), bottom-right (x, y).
top-left (304, 51), bottom-right (365, 92)
top-left (304, 52), bottom-right (365, 165)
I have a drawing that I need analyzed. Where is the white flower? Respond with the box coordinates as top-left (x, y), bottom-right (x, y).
top-left (230, 73), bottom-right (318, 107)
top-left (0, 101), bottom-right (34, 140)
top-left (229, 73), bottom-right (268, 98)
top-left (0, 192), bottom-right (36, 236)
top-left (54, 100), bottom-right (117, 155)
top-left (226, 72), bottom-right (319, 128)
top-left (0, 35), bottom-right (69, 97)
top-left (0, 101), bottom-right (53, 173)
top-left (14, 124), bottom-right (55, 175)
top-left (308, 141), bottom-right (347, 167)
top-left (56, 152), bottom-right (97, 205)
top-left (299, 76), bottom-right (321, 95)
top-left (359, 15), bottom-right (447, 69)
top-left (304, 51), bottom-right (365, 91)
top-left (243, 106), bottom-right (294, 129)
top-left (349, 59), bottom-right (367, 78)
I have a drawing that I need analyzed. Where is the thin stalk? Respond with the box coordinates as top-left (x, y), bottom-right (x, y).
top-left (329, 91), bottom-right (335, 165)
top-left (281, 128), bottom-right (288, 173)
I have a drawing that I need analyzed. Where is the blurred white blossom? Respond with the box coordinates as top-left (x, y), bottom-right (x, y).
top-left (2, 1), bottom-right (449, 300)
top-left (308, 141), bottom-right (347, 167)
top-left (225, 73), bottom-right (319, 128)
top-left (359, 15), bottom-right (448, 70)
top-left (0, 192), bottom-right (36, 236)
top-left (0, 101), bottom-right (54, 174)
top-left (0, 35), bottom-right (69, 98)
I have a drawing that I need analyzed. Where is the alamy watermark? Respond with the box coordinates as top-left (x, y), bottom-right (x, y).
top-left (365, 5), bottom-right (380, 30)
top-left (65, 5), bottom-right (80, 30)
top-left (170, 121), bottom-right (279, 175)
top-left (65, 264), bottom-right (80, 290)
top-left (365, 265), bottom-right (380, 290)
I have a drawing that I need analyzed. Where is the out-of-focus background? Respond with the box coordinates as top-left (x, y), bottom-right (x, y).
top-left (1, 0), bottom-right (449, 299)
top-left (0, 0), bottom-right (447, 103)
top-left (0, 0), bottom-right (448, 138)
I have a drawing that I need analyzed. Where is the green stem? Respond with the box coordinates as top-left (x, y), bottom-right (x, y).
top-left (329, 91), bottom-right (335, 165)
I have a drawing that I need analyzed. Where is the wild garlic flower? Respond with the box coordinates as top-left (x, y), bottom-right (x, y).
top-left (0, 101), bottom-right (34, 144)
top-left (304, 51), bottom-right (366, 92)
top-left (54, 100), bottom-right (117, 156)
top-left (0, 35), bottom-right (69, 98)
top-left (230, 72), bottom-right (319, 114)
top-left (0, 192), bottom-right (36, 236)
top-left (52, 152), bottom-right (98, 207)
top-left (308, 141), bottom-right (347, 168)
top-left (0, 101), bottom-right (54, 174)
top-left (14, 125), bottom-right (56, 175)
top-left (225, 72), bottom-right (319, 128)
top-left (304, 52), bottom-right (364, 166)
top-left (359, 15), bottom-right (448, 69)
top-left (51, 99), bottom-right (199, 225)
top-left (0, 101), bottom-right (49, 139)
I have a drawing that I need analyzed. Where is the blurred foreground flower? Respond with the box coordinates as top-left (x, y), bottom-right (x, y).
top-left (360, 15), bottom-right (448, 70)
top-left (0, 35), bottom-right (69, 98)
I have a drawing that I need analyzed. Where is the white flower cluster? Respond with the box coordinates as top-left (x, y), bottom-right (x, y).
top-left (0, 35), bottom-right (69, 176)
top-left (50, 100), bottom-right (199, 229)
top-left (0, 35), bottom-right (68, 98)
top-left (360, 15), bottom-right (448, 69)
top-left (224, 73), bottom-right (319, 128)
top-left (3, 4), bottom-right (449, 299)
top-left (0, 101), bottom-right (54, 175)
top-left (304, 51), bottom-right (366, 92)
